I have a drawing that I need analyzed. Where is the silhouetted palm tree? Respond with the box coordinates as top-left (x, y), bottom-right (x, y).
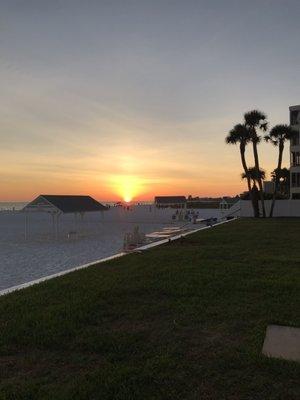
top-left (244, 110), bottom-right (268, 217)
top-left (242, 167), bottom-right (266, 185)
top-left (225, 124), bottom-right (259, 216)
top-left (265, 124), bottom-right (297, 217)
top-left (271, 167), bottom-right (290, 196)
top-left (226, 124), bottom-right (252, 192)
top-left (241, 167), bottom-right (265, 217)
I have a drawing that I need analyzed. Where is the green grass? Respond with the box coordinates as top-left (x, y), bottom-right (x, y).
top-left (0, 218), bottom-right (299, 399)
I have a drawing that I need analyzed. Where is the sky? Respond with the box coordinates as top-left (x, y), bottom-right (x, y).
top-left (1, 0), bottom-right (300, 202)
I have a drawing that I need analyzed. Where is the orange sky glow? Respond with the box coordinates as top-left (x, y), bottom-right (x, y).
top-left (0, 122), bottom-right (290, 202)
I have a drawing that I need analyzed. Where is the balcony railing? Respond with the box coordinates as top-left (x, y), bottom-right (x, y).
top-left (291, 137), bottom-right (300, 146)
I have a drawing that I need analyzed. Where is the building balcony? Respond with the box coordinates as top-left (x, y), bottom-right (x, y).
top-left (290, 165), bottom-right (300, 171)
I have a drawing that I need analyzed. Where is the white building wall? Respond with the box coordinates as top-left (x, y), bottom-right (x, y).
top-left (240, 200), bottom-right (300, 217)
top-left (289, 105), bottom-right (300, 197)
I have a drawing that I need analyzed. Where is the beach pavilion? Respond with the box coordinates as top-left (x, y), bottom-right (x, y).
top-left (22, 195), bottom-right (108, 239)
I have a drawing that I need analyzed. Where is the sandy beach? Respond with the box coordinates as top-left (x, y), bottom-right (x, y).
top-left (0, 205), bottom-right (220, 291)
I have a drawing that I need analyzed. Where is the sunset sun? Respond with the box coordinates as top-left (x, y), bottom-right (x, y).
top-left (109, 175), bottom-right (145, 203)
top-left (123, 195), bottom-right (132, 203)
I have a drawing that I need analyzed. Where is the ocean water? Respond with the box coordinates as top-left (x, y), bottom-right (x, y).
top-left (0, 202), bottom-right (28, 211)
top-left (0, 200), bottom-right (152, 211)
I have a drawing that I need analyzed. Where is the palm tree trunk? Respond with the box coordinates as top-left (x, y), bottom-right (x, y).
top-left (269, 141), bottom-right (284, 217)
top-left (251, 183), bottom-right (260, 217)
top-left (240, 144), bottom-right (258, 217)
top-left (252, 140), bottom-right (266, 217)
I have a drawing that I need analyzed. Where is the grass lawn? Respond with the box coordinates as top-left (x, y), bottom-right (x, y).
top-left (0, 218), bottom-right (299, 399)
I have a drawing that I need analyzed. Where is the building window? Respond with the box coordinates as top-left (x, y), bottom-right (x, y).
top-left (290, 110), bottom-right (300, 125)
top-left (292, 193), bottom-right (300, 199)
top-left (291, 133), bottom-right (300, 145)
top-left (291, 173), bottom-right (300, 187)
top-left (291, 152), bottom-right (300, 166)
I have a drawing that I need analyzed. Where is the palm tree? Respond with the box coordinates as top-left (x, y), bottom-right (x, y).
top-left (225, 124), bottom-right (252, 192)
top-left (271, 167), bottom-right (290, 196)
top-left (265, 124), bottom-right (297, 217)
top-left (225, 124), bottom-right (259, 216)
top-left (241, 167), bottom-right (266, 185)
top-left (241, 167), bottom-right (265, 218)
top-left (244, 110), bottom-right (268, 217)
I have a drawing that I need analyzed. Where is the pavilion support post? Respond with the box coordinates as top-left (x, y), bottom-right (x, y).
top-left (74, 212), bottom-right (77, 232)
top-left (24, 213), bottom-right (28, 240)
top-left (55, 212), bottom-right (61, 240)
top-left (51, 213), bottom-right (56, 238)
top-left (80, 212), bottom-right (84, 236)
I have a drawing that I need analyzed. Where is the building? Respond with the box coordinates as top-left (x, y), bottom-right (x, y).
top-left (290, 105), bottom-right (300, 199)
top-left (154, 196), bottom-right (186, 208)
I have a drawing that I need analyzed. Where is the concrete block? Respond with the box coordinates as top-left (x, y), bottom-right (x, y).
top-left (262, 325), bottom-right (300, 362)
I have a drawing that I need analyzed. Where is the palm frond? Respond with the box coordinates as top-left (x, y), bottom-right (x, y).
top-left (244, 110), bottom-right (267, 127)
top-left (225, 123), bottom-right (251, 145)
top-left (260, 122), bottom-right (268, 131)
top-left (242, 166), bottom-right (266, 182)
top-left (269, 124), bottom-right (298, 141)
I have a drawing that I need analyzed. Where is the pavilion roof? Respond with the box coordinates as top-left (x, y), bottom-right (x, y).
top-left (23, 195), bottom-right (108, 214)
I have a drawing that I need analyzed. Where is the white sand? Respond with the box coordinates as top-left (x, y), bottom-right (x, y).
top-left (0, 206), bottom-right (220, 291)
